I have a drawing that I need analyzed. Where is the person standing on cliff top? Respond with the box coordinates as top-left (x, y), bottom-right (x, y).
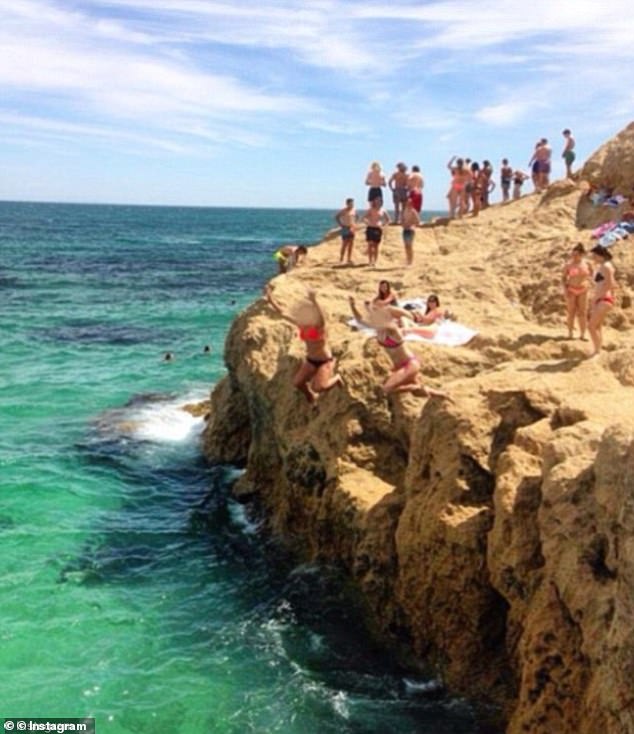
top-left (335, 198), bottom-right (356, 265)
top-left (407, 165), bottom-right (424, 214)
top-left (587, 244), bottom-right (617, 358)
top-left (400, 198), bottom-right (420, 266)
top-left (365, 161), bottom-right (386, 205)
top-left (388, 162), bottom-right (409, 224)
top-left (363, 197), bottom-right (391, 267)
top-left (265, 284), bottom-right (343, 404)
top-left (562, 129), bottom-right (576, 178)
top-left (500, 159), bottom-right (513, 202)
top-left (531, 138), bottom-right (552, 192)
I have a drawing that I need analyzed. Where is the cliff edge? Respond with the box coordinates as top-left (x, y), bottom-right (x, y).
top-left (202, 125), bottom-right (634, 734)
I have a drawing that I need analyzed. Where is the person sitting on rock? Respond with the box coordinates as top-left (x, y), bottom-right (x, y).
top-left (265, 284), bottom-right (343, 403)
top-left (396, 294), bottom-right (452, 324)
top-left (349, 296), bottom-right (448, 398)
top-left (372, 280), bottom-right (399, 308)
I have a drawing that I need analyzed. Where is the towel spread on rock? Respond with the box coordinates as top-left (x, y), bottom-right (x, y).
top-left (347, 318), bottom-right (478, 347)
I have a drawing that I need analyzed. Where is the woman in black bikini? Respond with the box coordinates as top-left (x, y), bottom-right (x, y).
top-left (588, 244), bottom-right (617, 358)
top-left (265, 284), bottom-right (342, 403)
top-left (349, 297), bottom-right (447, 397)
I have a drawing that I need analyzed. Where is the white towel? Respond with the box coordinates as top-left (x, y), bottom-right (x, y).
top-left (347, 318), bottom-right (478, 347)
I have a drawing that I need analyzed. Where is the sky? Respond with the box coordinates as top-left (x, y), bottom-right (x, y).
top-left (1, 0), bottom-right (633, 210)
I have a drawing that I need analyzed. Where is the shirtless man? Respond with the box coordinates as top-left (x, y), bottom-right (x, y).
top-left (562, 129), bottom-right (576, 178)
top-left (407, 165), bottom-right (424, 213)
top-left (388, 162), bottom-right (409, 224)
top-left (335, 197), bottom-right (356, 265)
top-left (363, 198), bottom-right (391, 267)
top-left (500, 159), bottom-right (513, 202)
top-left (400, 198), bottom-right (420, 266)
top-left (534, 138), bottom-right (552, 191)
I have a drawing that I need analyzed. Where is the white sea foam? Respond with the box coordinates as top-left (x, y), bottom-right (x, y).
top-left (125, 391), bottom-right (208, 443)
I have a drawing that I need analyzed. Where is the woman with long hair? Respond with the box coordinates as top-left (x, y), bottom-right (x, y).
top-left (588, 244), bottom-right (617, 357)
top-left (372, 280), bottom-right (398, 307)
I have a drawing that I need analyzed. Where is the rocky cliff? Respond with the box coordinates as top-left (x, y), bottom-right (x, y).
top-left (202, 125), bottom-right (634, 733)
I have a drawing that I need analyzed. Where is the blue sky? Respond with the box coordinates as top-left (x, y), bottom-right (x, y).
top-left (1, 0), bottom-right (633, 210)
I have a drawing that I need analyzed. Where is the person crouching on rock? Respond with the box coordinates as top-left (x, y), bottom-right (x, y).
top-left (588, 244), bottom-right (617, 358)
top-left (273, 245), bottom-right (308, 274)
top-left (349, 296), bottom-right (448, 398)
top-left (265, 284), bottom-right (343, 403)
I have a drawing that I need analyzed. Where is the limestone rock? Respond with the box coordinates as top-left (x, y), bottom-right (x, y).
top-left (202, 123), bottom-right (634, 733)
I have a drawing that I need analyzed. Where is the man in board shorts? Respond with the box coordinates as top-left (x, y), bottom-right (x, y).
top-left (562, 129), bottom-right (576, 178)
top-left (363, 197), bottom-right (390, 267)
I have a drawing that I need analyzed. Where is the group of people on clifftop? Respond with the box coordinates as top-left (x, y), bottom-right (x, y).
top-left (266, 126), bottom-right (628, 407)
top-left (318, 130), bottom-right (578, 269)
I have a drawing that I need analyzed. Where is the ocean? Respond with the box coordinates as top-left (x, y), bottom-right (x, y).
top-left (0, 201), bottom-right (489, 733)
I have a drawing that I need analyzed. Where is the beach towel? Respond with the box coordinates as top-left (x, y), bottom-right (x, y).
top-left (347, 318), bottom-right (478, 347)
top-left (592, 221), bottom-right (616, 239)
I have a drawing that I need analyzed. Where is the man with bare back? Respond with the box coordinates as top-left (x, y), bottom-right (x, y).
top-left (388, 162), bottom-right (409, 224)
top-left (407, 165), bottom-right (424, 213)
top-left (535, 137), bottom-right (552, 191)
top-left (335, 197), bottom-right (357, 265)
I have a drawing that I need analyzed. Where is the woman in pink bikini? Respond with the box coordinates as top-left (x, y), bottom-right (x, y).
top-left (265, 284), bottom-right (342, 403)
top-left (349, 297), bottom-right (447, 397)
top-left (562, 243), bottom-right (592, 340)
top-left (587, 244), bottom-right (617, 358)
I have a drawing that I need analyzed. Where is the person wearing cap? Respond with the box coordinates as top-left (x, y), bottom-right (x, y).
top-left (388, 162), bottom-right (409, 224)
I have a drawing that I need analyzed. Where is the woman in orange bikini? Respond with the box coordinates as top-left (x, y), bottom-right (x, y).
top-left (265, 284), bottom-right (342, 403)
top-left (447, 156), bottom-right (471, 219)
top-left (349, 297), bottom-right (447, 397)
top-left (588, 244), bottom-right (617, 358)
top-left (562, 243), bottom-right (592, 340)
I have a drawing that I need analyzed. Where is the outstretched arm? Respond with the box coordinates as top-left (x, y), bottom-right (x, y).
top-left (307, 289), bottom-right (326, 327)
top-left (349, 296), bottom-right (371, 327)
top-left (264, 284), bottom-right (296, 324)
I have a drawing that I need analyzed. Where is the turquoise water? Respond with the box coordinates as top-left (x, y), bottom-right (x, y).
top-left (1, 202), bottom-right (488, 732)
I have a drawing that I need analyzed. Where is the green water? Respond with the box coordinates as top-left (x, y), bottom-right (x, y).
top-left (0, 202), bottom-right (488, 732)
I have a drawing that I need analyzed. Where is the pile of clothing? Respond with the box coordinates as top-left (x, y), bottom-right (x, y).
top-left (588, 188), bottom-right (628, 207)
top-left (592, 214), bottom-right (634, 246)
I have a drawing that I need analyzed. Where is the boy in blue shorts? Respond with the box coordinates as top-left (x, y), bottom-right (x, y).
top-left (335, 197), bottom-right (357, 264)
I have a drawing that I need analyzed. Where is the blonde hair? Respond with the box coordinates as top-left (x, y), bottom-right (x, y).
top-left (370, 161), bottom-right (381, 171)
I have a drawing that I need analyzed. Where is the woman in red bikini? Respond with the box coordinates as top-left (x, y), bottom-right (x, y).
top-left (265, 284), bottom-right (342, 403)
top-left (349, 297), bottom-right (447, 397)
top-left (562, 243), bottom-right (592, 340)
top-left (587, 244), bottom-right (617, 358)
